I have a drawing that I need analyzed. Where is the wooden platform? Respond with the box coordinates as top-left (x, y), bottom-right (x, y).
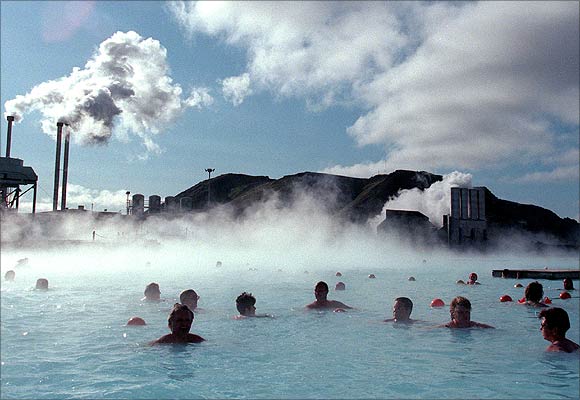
top-left (492, 269), bottom-right (580, 280)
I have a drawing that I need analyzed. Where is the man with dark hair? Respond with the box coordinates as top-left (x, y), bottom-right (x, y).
top-left (538, 307), bottom-right (579, 353)
top-left (439, 296), bottom-right (494, 329)
top-left (235, 292), bottom-right (272, 318)
top-left (523, 281), bottom-right (547, 307)
top-left (384, 297), bottom-right (415, 323)
top-left (305, 281), bottom-right (352, 310)
top-left (150, 303), bottom-right (205, 345)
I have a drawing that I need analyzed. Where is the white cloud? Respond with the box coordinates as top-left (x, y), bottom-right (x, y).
top-left (184, 87), bottom-right (214, 109)
top-left (169, 1), bottom-right (579, 178)
top-left (221, 73), bottom-right (252, 106)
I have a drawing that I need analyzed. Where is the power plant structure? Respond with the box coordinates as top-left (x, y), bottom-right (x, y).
top-left (128, 194), bottom-right (193, 216)
top-left (443, 187), bottom-right (488, 246)
top-left (0, 116), bottom-right (38, 213)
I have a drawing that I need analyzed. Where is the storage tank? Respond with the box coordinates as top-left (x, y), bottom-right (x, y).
top-left (165, 196), bottom-right (178, 213)
top-left (149, 195), bottom-right (161, 213)
top-left (132, 194), bottom-right (145, 215)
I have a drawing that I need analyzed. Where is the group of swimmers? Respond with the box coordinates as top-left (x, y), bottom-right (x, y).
top-left (134, 276), bottom-right (578, 352)
top-left (4, 267), bottom-right (577, 352)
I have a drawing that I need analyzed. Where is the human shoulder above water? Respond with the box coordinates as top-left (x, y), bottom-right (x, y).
top-left (384, 297), bottom-right (418, 323)
top-left (538, 307), bottom-right (579, 353)
top-left (305, 281), bottom-right (353, 311)
top-left (235, 292), bottom-right (273, 319)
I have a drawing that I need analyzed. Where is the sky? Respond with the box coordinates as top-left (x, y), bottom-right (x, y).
top-left (1, 1), bottom-right (578, 220)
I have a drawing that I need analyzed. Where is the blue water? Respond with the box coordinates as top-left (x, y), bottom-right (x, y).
top-left (1, 244), bottom-right (578, 399)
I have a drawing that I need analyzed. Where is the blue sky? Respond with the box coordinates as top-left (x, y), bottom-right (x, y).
top-left (1, 1), bottom-right (578, 220)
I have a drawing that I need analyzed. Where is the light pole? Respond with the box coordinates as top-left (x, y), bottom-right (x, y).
top-left (126, 191), bottom-right (131, 215)
top-left (205, 168), bottom-right (215, 207)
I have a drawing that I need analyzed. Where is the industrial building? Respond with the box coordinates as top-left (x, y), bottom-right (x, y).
top-left (443, 187), bottom-right (488, 246)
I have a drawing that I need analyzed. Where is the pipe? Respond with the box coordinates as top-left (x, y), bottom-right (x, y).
top-left (53, 122), bottom-right (64, 211)
top-left (32, 182), bottom-right (37, 214)
top-left (5, 116), bottom-right (14, 158)
top-left (61, 126), bottom-right (70, 210)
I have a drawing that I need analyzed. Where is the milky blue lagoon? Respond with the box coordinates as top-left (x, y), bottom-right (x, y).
top-left (1, 242), bottom-right (578, 399)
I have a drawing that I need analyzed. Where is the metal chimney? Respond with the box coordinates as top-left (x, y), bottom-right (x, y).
top-left (53, 122), bottom-right (64, 211)
top-left (61, 125), bottom-right (70, 210)
top-left (5, 116), bottom-right (15, 157)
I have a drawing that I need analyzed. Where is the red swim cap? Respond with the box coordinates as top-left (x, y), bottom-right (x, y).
top-left (559, 291), bottom-right (571, 300)
top-left (430, 298), bottom-right (445, 307)
top-left (499, 295), bottom-right (512, 302)
top-left (543, 296), bottom-right (552, 304)
top-left (127, 317), bottom-right (146, 326)
top-left (517, 297), bottom-right (526, 304)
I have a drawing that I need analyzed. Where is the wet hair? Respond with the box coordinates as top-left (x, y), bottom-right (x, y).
top-left (35, 278), bottom-right (48, 290)
top-left (236, 292), bottom-right (256, 314)
top-left (168, 303), bottom-right (194, 326)
top-left (538, 307), bottom-right (570, 336)
top-left (180, 289), bottom-right (199, 303)
top-left (395, 297), bottom-right (413, 312)
top-left (5, 270), bottom-right (15, 281)
top-left (525, 281), bottom-right (543, 302)
top-left (450, 296), bottom-right (471, 311)
top-left (144, 282), bottom-right (160, 297)
top-left (563, 278), bottom-right (574, 290)
top-left (315, 281), bottom-right (329, 291)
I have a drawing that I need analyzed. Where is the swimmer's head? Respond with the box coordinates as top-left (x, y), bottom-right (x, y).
top-left (5, 270), bottom-right (15, 281)
top-left (314, 281), bottom-right (329, 301)
top-left (393, 297), bottom-right (413, 321)
top-left (538, 307), bottom-right (570, 339)
top-left (168, 303), bottom-right (194, 336)
top-left (468, 272), bottom-right (478, 282)
top-left (525, 281), bottom-right (543, 303)
top-left (180, 289), bottom-right (199, 310)
top-left (127, 317), bottom-right (146, 326)
top-left (35, 278), bottom-right (48, 290)
top-left (236, 292), bottom-right (256, 316)
top-left (563, 278), bottom-right (574, 291)
top-left (144, 282), bottom-right (160, 301)
top-left (335, 282), bottom-right (346, 291)
top-left (450, 296), bottom-right (471, 324)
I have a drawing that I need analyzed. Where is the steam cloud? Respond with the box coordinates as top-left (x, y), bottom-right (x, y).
top-left (169, 1), bottom-right (579, 181)
top-left (4, 31), bottom-right (213, 150)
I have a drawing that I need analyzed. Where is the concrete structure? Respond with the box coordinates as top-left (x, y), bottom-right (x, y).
top-left (179, 196), bottom-right (193, 211)
top-left (377, 209), bottom-right (435, 244)
top-left (149, 195), bottom-right (161, 213)
top-left (0, 116), bottom-right (38, 213)
top-left (165, 196), bottom-right (178, 213)
top-left (132, 194), bottom-right (145, 215)
top-left (443, 187), bottom-right (487, 246)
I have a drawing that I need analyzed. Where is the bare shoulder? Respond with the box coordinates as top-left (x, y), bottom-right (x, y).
top-left (187, 334), bottom-right (205, 343)
top-left (472, 321), bottom-right (495, 329)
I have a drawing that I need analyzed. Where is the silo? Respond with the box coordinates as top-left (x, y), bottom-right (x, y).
top-left (165, 196), bottom-right (177, 213)
top-left (180, 197), bottom-right (193, 211)
top-left (132, 194), bottom-right (145, 215)
top-left (149, 195), bottom-right (161, 213)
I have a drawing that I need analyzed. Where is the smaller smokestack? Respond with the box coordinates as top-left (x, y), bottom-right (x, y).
top-left (61, 125), bottom-right (70, 211)
top-left (5, 116), bottom-right (15, 158)
top-left (53, 122), bottom-right (64, 211)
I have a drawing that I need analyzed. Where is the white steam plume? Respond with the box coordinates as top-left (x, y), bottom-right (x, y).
top-left (370, 171), bottom-right (473, 229)
top-left (4, 31), bottom-right (211, 150)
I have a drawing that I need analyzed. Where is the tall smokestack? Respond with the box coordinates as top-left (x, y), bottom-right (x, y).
top-left (53, 122), bottom-right (64, 211)
top-left (5, 116), bottom-right (15, 158)
top-left (61, 125), bottom-right (70, 210)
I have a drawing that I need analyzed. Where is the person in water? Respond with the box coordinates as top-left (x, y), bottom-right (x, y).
top-left (523, 281), bottom-right (547, 307)
top-left (5, 270), bottom-right (15, 281)
top-left (538, 307), bottom-right (579, 353)
top-left (180, 289), bottom-right (200, 311)
top-left (563, 278), bottom-right (575, 291)
top-left (35, 278), bottom-right (48, 290)
top-left (142, 282), bottom-right (161, 302)
top-left (235, 292), bottom-right (272, 318)
top-left (439, 296), bottom-right (494, 329)
top-left (466, 272), bottom-right (480, 285)
top-left (384, 297), bottom-right (416, 323)
top-left (150, 303), bottom-right (205, 345)
top-left (305, 281), bottom-right (352, 310)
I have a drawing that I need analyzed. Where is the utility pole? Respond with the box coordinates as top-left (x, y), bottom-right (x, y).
top-left (205, 168), bottom-right (215, 207)
top-left (126, 191), bottom-right (131, 215)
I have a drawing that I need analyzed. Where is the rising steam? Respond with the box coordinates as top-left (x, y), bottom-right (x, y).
top-left (4, 31), bottom-right (212, 150)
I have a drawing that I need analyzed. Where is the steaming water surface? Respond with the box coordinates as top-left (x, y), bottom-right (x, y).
top-left (1, 244), bottom-right (578, 399)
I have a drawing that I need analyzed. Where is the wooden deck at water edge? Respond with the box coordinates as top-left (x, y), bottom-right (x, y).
top-left (492, 268), bottom-right (580, 280)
